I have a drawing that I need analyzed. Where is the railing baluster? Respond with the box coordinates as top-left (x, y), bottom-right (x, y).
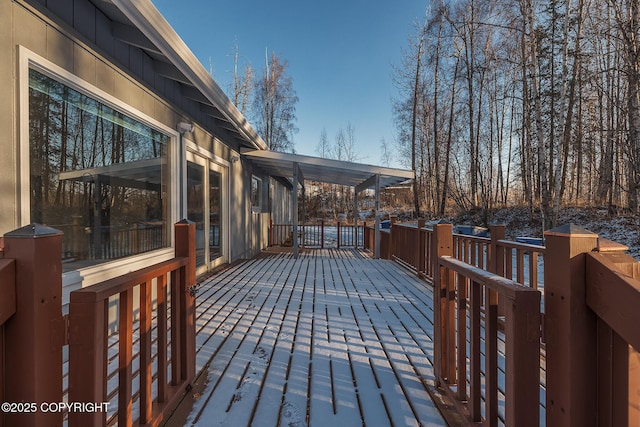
top-left (139, 279), bottom-right (153, 424)
top-left (530, 252), bottom-right (538, 290)
top-left (456, 271), bottom-right (468, 401)
top-left (157, 273), bottom-right (168, 403)
top-left (170, 267), bottom-right (182, 385)
top-left (484, 287), bottom-right (499, 427)
top-left (118, 288), bottom-right (133, 427)
top-left (471, 239), bottom-right (477, 267)
top-left (516, 248), bottom-right (525, 284)
top-left (506, 247), bottom-right (513, 280)
top-left (470, 280), bottom-right (482, 422)
top-left (446, 266), bottom-right (457, 384)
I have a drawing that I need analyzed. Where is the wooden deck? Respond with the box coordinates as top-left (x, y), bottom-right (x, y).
top-left (170, 248), bottom-right (447, 426)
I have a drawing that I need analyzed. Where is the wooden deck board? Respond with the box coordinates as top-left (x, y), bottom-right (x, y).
top-left (182, 249), bottom-right (447, 427)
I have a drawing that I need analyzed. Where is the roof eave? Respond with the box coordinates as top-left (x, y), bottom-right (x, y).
top-left (110, 0), bottom-right (268, 151)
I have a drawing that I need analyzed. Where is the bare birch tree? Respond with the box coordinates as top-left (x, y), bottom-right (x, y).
top-left (253, 51), bottom-right (299, 153)
top-left (229, 40), bottom-right (254, 115)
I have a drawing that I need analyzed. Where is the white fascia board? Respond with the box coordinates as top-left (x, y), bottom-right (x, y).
top-left (243, 150), bottom-right (416, 179)
top-left (110, 0), bottom-right (268, 151)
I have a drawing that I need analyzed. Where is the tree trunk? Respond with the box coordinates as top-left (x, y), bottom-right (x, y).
top-left (440, 55), bottom-right (459, 216)
top-left (410, 29), bottom-right (425, 218)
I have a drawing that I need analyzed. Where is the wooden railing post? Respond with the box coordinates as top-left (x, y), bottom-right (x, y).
top-left (489, 224), bottom-right (505, 275)
top-left (321, 220), bottom-right (325, 249)
top-left (490, 224), bottom-right (506, 316)
top-left (389, 218), bottom-right (396, 258)
top-left (175, 219), bottom-right (197, 384)
top-left (337, 221), bottom-right (341, 249)
top-left (432, 223), bottom-right (454, 385)
top-left (417, 219), bottom-right (426, 277)
top-left (3, 224), bottom-right (64, 427)
top-left (585, 242), bottom-right (640, 426)
top-left (505, 289), bottom-right (541, 427)
top-left (544, 224), bottom-right (599, 427)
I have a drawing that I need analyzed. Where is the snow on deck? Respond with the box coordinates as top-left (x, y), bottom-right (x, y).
top-left (183, 248), bottom-right (446, 426)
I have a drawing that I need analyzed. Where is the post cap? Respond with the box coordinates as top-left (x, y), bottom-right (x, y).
top-left (544, 223), bottom-right (598, 237)
top-left (175, 218), bottom-right (196, 225)
top-left (597, 237), bottom-right (628, 252)
top-left (4, 223), bottom-right (63, 238)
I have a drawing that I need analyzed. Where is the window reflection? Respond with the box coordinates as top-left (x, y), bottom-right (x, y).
top-left (29, 69), bottom-right (169, 271)
top-left (210, 170), bottom-right (221, 261)
top-left (187, 160), bottom-right (222, 268)
top-left (251, 176), bottom-right (262, 211)
top-left (187, 161), bottom-right (205, 267)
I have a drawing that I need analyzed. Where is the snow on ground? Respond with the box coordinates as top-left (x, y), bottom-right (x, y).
top-left (451, 206), bottom-right (640, 259)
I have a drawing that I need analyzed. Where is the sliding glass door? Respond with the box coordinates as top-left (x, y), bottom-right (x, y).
top-left (186, 151), bottom-right (227, 273)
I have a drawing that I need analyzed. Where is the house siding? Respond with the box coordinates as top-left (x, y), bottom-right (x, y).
top-left (1, 0), bottom-right (286, 290)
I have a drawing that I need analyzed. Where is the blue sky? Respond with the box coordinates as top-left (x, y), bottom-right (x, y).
top-left (151, 0), bottom-right (427, 167)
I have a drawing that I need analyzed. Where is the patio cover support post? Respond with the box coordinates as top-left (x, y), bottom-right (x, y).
top-left (353, 188), bottom-right (358, 249)
top-left (374, 173), bottom-right (381, 259)
top-left (355, 173), bottom-right (382, 257)
top-left (292, 162), bottom-right (304, 259)
top-left (293, 164), bottom-right (298, 259)
top-left (301, 182), bottom-right (306, 241)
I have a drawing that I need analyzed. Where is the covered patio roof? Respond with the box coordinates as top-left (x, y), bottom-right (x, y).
top-left (242, 149), bottom-right (415, 259)
top-left (241, 149), bottom-right (414, 191)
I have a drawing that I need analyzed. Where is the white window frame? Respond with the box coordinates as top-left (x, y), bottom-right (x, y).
top-left (18, 46), bottom-right (180, 292)
top-left (185, 141), bottom-right (231, 272)
top-left (251, 175), bottom-right (263, 213)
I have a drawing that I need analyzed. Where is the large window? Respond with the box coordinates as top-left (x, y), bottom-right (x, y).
top-left (29, 69), bottom-right (170, 271)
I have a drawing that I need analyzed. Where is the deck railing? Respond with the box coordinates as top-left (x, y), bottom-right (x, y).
top-left (384, 222), bottom-right (546, 290)
top-left (432, 224), bottom-right (541, 426)
top-left (270, 222), bottom-right (294, 246)
top-left (373, 219), bottom-right (640, 426)
top-left (68, 220), bottom-right (196, 426)
top-left (4, 216), bottom-right (640, 425)
top-left (363, 225), bottom-right (391, 259)
top-left (270, 220), bottom-right (365, 248)
top-left (0, 221), bottom-right (196, 427)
